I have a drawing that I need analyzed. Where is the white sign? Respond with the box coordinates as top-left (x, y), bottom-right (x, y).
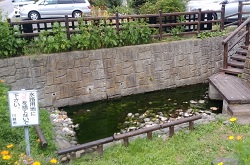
top-left (8, 90), bottom-right (39, 127)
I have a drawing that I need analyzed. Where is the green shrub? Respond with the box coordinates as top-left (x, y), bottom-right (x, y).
top-left (119, 21), bottom-right (152, 46)
top-left (36, 22), bottom-right (71, 53)
top-left (88, 22), bottom-right (103, 50)
top-left (70, 20), bottom-right (91, 50)
top-left (0, 20), bottom-right (26, 58)
top-left (100, 24), bottom-right (119, 48)
top-left (139, 0), bottom-right (186, 14)
top-left (108, 5), bottom-right (135, 15)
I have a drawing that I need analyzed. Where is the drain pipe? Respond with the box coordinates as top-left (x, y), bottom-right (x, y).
top-left (35, 125), bottom-right (48, 148)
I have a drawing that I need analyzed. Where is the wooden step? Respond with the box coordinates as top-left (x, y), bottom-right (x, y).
top-left (241, 45), bottom-right (249, 49)
top-left (228, 104), bottom-right (250, 116)
top-left (228, 60), bottom-right (245, 68)
top-left (231, 54), bottom-right (247, 61)
top-left (209, 73), bottom-right (250, 104)
top-left (220, 67), bottom-right (243, 75)
top-left (236, 48), bottom-right (248, 55)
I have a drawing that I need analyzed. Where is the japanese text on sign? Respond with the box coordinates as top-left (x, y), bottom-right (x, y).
top-left (8, 90), bottom-right (39, 127)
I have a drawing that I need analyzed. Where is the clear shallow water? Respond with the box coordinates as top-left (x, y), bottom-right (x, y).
top-left (61, 83), bottom-right (222, 143)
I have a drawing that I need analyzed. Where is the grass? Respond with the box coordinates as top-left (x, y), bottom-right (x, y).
top-left (68, 118), bottom-right (250, 165)
top-left (1, 80), bottom-right (250, 165)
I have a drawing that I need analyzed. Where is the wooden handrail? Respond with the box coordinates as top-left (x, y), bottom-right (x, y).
top-left (222, 17), bottom-right (250, 45)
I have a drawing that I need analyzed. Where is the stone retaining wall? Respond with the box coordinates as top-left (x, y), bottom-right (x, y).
top-left (0, 37), bottom-right (224, 107)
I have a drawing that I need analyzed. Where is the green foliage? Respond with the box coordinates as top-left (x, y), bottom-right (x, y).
top-left (88, 22), bottom-right (103, 49)
top-left (36, 22), bottom-right (71, 53)
top-left (0, 20), bottom-right (26, 58)
top-left (92, 0), bottom-right (121, 8)
top-left (139, 0), bottom-right (186, 14)
top-left (197, 30), bottom-right (226, 39)
top-left (119, 21), bottom-right (152, 46)
top-left (70, 20), bottom-right (152, 50)
top-left (106, 0), bottom-right (121, 8)
top-left (235, 137), bottom-right (250, 164)
top-left (108, 5), bottom-right (134, 15)
top-left (130, 0), bottom-right (152, 12)
top-left (70, 20), bottom-right (91, 50)
top-left (100, 24), bottom-right (119, 48)
top-left (170, 16), bottom-right (185, 39)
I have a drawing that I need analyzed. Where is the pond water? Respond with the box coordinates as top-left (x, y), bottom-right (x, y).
top-left (61, 83), bottom-right (222, 144)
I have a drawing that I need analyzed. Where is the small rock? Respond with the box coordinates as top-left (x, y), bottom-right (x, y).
top-left (60, 156), bottom-right (68, 163)
top-left (210, 107), bottom-right (218, 111)
top-left (127, 113), bottom-right (133, 117)
top-left (198, 100), bottom-right (205, 104)
top-left (190, 100), bottom-right (197, 104)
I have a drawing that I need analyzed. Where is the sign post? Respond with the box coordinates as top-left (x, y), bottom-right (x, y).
top-left (8, 90), bottom-right (39, 156)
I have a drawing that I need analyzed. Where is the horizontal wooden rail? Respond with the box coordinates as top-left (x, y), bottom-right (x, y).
top-left (222, 17), bottom-right (250, 45)
top-left (58, 136), bottom-right (114, 155)
top-left (8, 8), bottom-right (223, 40)
top-left (57, 115), bottom-right (202, 156)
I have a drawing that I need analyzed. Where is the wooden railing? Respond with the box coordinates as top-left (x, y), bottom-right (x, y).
top-left (223, 1), bottom-right (250, 28)
top-left (222, 16), bottom-right (250, 69)
top-left (57, 115), bottom-right (202, 156)
top-left (8, 10), bottom-right (223, 40)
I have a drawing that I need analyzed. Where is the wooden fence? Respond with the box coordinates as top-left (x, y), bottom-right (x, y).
top-left (8, 9), bottom-right (223, 41)
top-left (57, 115), bottom-right (202, 156)
top-left (7, 1), bottom-right (250, 40)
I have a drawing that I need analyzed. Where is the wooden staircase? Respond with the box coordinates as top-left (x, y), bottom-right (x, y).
top-left (209, 18), bottom-right (250, 116)
top-left (220, 46), bottom-right (248, 75)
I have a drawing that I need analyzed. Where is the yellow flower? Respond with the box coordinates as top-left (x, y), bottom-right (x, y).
top-left (1, 150), bottom-right (9, 155)
top-left (33, 161), bottom-right (41, 165)
top-left (228, 135), bottom-right (234, 140)
top-left (36, 139), bottom-right (41, 143)
top-left (230, 117), bottom-right (237, 122)
top-left (218, 162), bottom-right (223, 165)
top-left (19, 153), bottom-right (25, 157)
top-left (2, 155), bottom-right (11, 160)
top-left (50, 158), bottom-right (58, 164)
top-left (14, 161), bottom-right (20, 165)
top-left (7, 144), bottom-right (14, 148)
top-left (237, 135), bottom-right (242, 140)
top-left (0, 80), bottom-right (4, 83)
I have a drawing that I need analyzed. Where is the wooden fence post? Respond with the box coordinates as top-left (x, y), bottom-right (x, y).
top-left (124, 137), bottom-right (129, 147)
top-left (189, 121), bottom-right (194, 130)
top-left (197, 9), bottom-right (201, 34)
top-left (221, 4), bottom-right (225, 30)
top-left (65, 15), bottom-right (70, 40)
top-left (97, 145), bottom-right (103, 156)
top-left (223, 43), bottom-right (229, 69)
top-left (115, 12), bottom-right (119, 35)
top-left (169, 126), bottom-right (174, 137)
top-left (147, 131), bottom-right (153, 140)
top-left (238, 1), bottom-right (243, 26)
top-left (245, 22), bottom-right (250, 46)
top-left (159, 10), bottom-right (163, 41)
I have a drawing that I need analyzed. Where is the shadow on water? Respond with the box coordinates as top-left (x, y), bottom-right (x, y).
top-left (61, 83), bottom-right (222, 144)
